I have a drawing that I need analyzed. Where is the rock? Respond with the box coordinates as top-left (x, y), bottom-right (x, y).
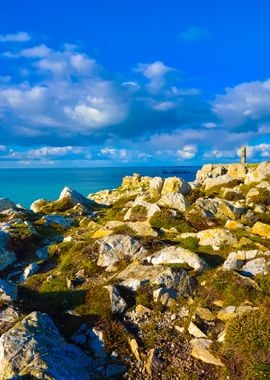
top-left (251, 221), bottom-right (270, 237)
top-left (0, 279), bottom-right (18, 303)
top-left (158, 192), bottom-right (189, 212)
top-left (204, 174), bottom-right (238, 193)
top-left (161, 177), bottom-right (191, 195)
top-left (245, 161), bottom-right (270, 184)
top-left (30, 198), bottom-right (47, 213)
top-left (225, 220), bottom-right (244, 230)
top-left (135, 304), bottom-right (152, 316)
top-left (41, 215), bottom-right (74, 228)
top-left (0, 306), bottom-right (20, 333)
top-left (195, 307), bottom-right (215, 322)
top-left (129, 338), bottom-right (140, 362)
top-left (59, 186), bottom-right (99, 213)
top-left (0, 311), bottom-right (97, 379)
top-left (190, 338), bottom-right (224, 366)
top-left (97, 234), bottom-right (146, 267)
top-left (188, 321), bottom-right (207, 338)
top-left (223, 250), bottom-right (259, 270)
top-left (196, 164), bottom-right (228, 183)
top-left (89, 327), bottom-right (107, 360)
top-left (149, 177), bottom-right (164, 194)
top-left (36, 246), bottom-right (49, 260)
top-left (127, 221), bottom-right (158, 237)
top-left (227, 164), bottom-right (248, 179)
top-left (153, 287), bottom-right (177, 306)
top-left (144, 348), bottom-right (163, 377)
top-left (20, 262), bottom-right (39, 282)
top-left (193, 197), bottom-right (245, 221)
top-left (241, 257), bottom-right (269, 276)
top-left (117, 263), bottom-right (194, 297)
top-left (124, 197), bottom-right (160, 221)
top-left (104, 285), bottom-right (127, 314)
top-left (0, 197), bottom-right (17, 212)
top-left (146, 246), bottom-right (207, 272)
top-left (106, 364), bottom-right (127, 377)
top-left (217, 305), bottom-right (255, 321)
top-left (0, 230), bottom-right (16, 271)
top-left (197, 228), bottom-right (238, 250)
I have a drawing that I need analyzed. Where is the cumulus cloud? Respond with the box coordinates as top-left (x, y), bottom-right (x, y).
top-left (213, 79), bottom-right (270, 129)
top-left (177, 144), bottom-right (197, 159)
top-left (136, 61), bottom-right (173, 92)
top-left (0, 31), bottom-right (31, 42)
top-left (1, 33), bottom-right (270, 166)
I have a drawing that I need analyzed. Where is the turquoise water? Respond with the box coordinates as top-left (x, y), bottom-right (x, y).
top-left (0, 166), bottom-right (200, 208)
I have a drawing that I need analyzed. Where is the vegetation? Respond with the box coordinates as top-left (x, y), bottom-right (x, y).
top-left (150, 208), bottom-right (193, 232)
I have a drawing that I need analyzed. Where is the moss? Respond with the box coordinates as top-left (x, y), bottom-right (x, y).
top-left (112, 224), bottom-right (135, 235)
top-left (179, 236), bottom-right (199, 251)
top-left (150, 209), bottom-right (193, 233)
top-left (224, 306), bottom-right (270, 379)
top-left (135, 284), bottom-right (155, 309)
top-left (99, 194), bottom-right (137, 223)
top-left (77, 284), bottom-right (112, 318)
top-left (129, 205), bottom-right (148, 222)
top-left (97, 317), bottom-right (130, 355)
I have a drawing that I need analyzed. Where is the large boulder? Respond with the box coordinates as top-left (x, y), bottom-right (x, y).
top-left (191, 197), bottom-right (245, 221)
top-left (124, 197), bottom-right (160, 221)
top-left (0, 197), bottom-right (17, 212)
top-left (251, 221), bottom-right (270, 237)
top-left (161, 177), bottom-right (191, 195)
top-left (149, 177), bottom-right (164, 194)
top-left (158, 193), bottom-right (189, 212)
top-left (146, 246), bottom-right (207, 272)
top-left (117, 262), bottom-right (194, 297)
top-left (0, 279), bottom-right (18, 303)
top-left (196, 164), bottom-right (227, 183)
top-left (245, 161), bottom-right (270, 184)
top-left (197, 228), bottom-right (238, 250)
top-left (97, 234), bottom-right (146, 268)
top-left (204, 174), bottom-right (238, 193)
top-left (227, 164), bottom-right (248, 179)
top-left (0, 230), bottom-right (16, 271)
top-left (31, 187), bottom-right (99, 214)
top-left (0, 311), bottom-right (96, 379)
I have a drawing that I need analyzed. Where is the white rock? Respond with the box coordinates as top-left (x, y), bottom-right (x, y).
top-left (158, 192), bottom-right (189, 212)
top-left (105, 285), bottom-right (127, 314)
top-left (146, 246), bottom-right (207, 272)
top-left (0, 311), bottom-right (96, 379)
top-left (20, 262), bottom-right (39, 282)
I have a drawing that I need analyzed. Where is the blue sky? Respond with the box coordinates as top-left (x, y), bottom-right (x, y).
top-left (1, 0), bottom-right (270, 167)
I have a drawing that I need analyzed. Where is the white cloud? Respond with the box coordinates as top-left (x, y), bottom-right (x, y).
top-left (153, 101), bottom-right (177, 111)
top-left (204, 149), bottom-right (236, 159)
top-left (213, 79), bottom-right (270, 128)
top-left (136, 61), bottom-right (173, 92)
top-left (20, 44), bottom-right (52, 58)
top-left (177, 144), bottom-right (197, 159)
top-left (0, 31), bottom-right (31, 42)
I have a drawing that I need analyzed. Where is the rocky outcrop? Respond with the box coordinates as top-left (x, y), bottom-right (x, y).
top-left (203, 174), bottom-right (238, 193)
top-left (97, 234), bottom-right (146, 268)
top-left (0, 230), bottom-right (16, 271)
top-left (0, 279), bottom-right (17, 303)
top-left (161, 177), bottom-right (191, 195)
top-left (0, 311), bottom-right (97, 379)
top-left (0, 197), bottom-right (17, 212)
top-left (146, 246), bottom-right (207, 272)
top-left (197, 228), bottom-right (238, 250)
top-left (158, 192), bottom-right (189, 212)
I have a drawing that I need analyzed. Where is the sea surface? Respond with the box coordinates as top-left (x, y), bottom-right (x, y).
top-left (0, 166), bottom-right (200, 208)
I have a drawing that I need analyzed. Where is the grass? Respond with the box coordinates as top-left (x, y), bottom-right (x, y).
top-left (224, 306), bottom-right (270, 379)
top-left (199, 269), bottom-right (265, 307)
top-left (128, 205), bottom-right (148, 222)
top-left (150, 208), bottom-right (193, 233)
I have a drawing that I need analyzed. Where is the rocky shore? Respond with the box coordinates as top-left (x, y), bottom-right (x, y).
top-left (0, 162), bottom-right (269, 379)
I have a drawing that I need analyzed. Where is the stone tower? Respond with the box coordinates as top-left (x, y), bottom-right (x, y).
top-left (241, 145), bottom-right (246, 164)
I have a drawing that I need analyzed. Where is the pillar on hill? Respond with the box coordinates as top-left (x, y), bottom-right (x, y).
top-left (241, 145), bottom-right (246, 164)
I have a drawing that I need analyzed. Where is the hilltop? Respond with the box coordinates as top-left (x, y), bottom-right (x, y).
top-left (0, 162), bottom-right (269, 379)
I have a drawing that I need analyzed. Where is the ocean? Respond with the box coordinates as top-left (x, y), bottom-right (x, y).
top-left (0, 166), bottom-right (200, 208)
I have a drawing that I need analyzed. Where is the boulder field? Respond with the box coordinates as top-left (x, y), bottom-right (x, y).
top-left (0, 163), bottom-right (269, 379)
